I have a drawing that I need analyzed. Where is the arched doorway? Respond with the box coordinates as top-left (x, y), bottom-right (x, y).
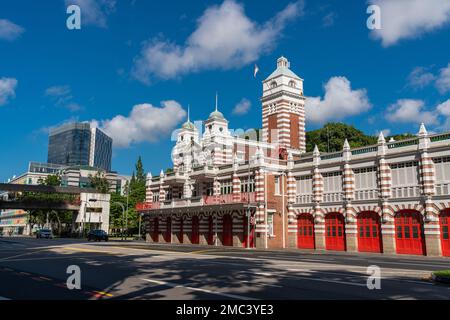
top-left (357, 212), bottom-right (382, 253)
top-left (440, 210), bottom-right (450, 257)
top-left (222, 214), bottom-right (233, 246)
top-left (164, 217), bottom-right (171, 243)
top-left (297, 213), bottom-right (315, 249)
top-left (179, 217), bottom-right (184, 244)
top-left (243, 215), bottom-right (255, 248)
top-left (191, 216), bottom-right (199, 245)
top-left (151, 217), bottom-right (159, 242)
top-left (325, 213), bottom-right (346, 251)
top-left (207, 215), bottom-right (214, 245)
top-left (395, 211), bottom-right (425, 255)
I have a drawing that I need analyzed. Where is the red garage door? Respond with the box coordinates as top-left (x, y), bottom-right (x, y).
top-left (440, 210), bottom-right (450, 257)
top-left (222, 214), bottom-right (233, 246)
top-left (357, 212), bottom-right (382, 253)
top-left (151, 217), bottom-right (159, 242)
top-left (395, 211), bottom-right (425, 255)
top-left (192, 216), bottom-right (199, 245)
top-left (325, 213), bottom-right (346, 251)
top-left (207, 216), bottom-right (214, 245)
top-left (297, 214), bottom-right (315, 249)
top-left (164, 217), bottom-right (171, 243)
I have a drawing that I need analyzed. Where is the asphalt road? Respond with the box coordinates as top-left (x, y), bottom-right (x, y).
top-left (0, 237), bottom-right (449, 300)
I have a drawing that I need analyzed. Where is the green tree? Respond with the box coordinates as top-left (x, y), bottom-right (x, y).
top-left (38, 174), bottom-right (61, 186)
top-left (88, 171), bottom-right (110, 193)
top-left (306, 123), bottom-right (378, 153)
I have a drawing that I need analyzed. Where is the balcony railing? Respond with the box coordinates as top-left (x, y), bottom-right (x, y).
top-left (354, 189), bottom-right (379, 201)
top-left (435, 183), bottom-right (450, 196)
top-left (391, 186), bottom-right (421, 198)
top-left (296, 194), bottom-right (313, 204)
top-left (203, 193), bottom-right (257, 205)
top-left (322, 192), bottom-right (343, 203)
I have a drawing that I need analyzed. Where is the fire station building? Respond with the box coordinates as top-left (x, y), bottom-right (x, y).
top-left (137, 57), bottom-right (450, 257)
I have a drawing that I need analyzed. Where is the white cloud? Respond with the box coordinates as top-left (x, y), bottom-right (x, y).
top-left (232, 98), bottom-right (251, 115)
top-left (369, 0), bottom-right (450, 47)
top-left (305, 76), bottom-right (371, 124)
top-left (437, 99), bottom-right (450, 117)
top-left (386, 99), bottom-right (439, 125)
top-left (0, 19), bottom-right (24, 41)
top-left (132, 0), bottom-right (304, 83)
top-left (436, 63), bottom-right (450, 94)
top-left (96, 101), bottom-right (186, 148)
top-left (407, 67), bottom-right (436, 89)
top-left (0, 77), bottom-right (18, 106)
top-left (64, 0), bottom-right (116, 28)
top-left (44, 85), bottom-right (82, 112)
top-left (322, 12), bottom-right (336, 28)
top-left (45, 85), bottom-right (71, 97)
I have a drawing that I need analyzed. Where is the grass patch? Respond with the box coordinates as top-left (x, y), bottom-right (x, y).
top-left (433, 270), bottom-right (450, 279)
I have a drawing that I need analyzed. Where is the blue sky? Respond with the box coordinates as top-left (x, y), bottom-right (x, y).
top-left (1, 0), bottom-right (450, 181)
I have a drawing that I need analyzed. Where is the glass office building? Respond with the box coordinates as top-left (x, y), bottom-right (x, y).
top-left (47, 123), bottom-right (112, 171)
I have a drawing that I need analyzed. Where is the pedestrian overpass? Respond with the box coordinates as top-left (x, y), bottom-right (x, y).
top-left (0, 183), bottom-right (111, 233)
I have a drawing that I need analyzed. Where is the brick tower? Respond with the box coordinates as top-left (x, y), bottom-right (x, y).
top-left (261, 57), bottom-right (306, 152)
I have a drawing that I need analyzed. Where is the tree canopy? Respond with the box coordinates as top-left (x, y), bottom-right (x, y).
top-left (305, 123), bottom-right (415, 153)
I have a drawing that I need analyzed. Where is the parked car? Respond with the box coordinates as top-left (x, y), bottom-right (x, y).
top-left (36, 229), bottom-right (54, 239)
top-left (87, 229), bottom-right (109, 242)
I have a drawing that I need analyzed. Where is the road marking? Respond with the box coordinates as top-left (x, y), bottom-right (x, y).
top-left (93, 291), bottom-right (113, 297)
top-left (0, 296), bottom-right (10, 300)
top-left (141, 278), bottom-right (258, 300)
top-left (254, 272), bottom-right (273, 276)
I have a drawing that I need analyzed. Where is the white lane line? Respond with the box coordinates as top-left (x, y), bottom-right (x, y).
top-left (141, 278), bottom-right (258, 300)
top-left (0, 296), bottom-right (11, 300)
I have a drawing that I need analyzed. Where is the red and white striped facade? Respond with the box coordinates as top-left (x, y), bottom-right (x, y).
top-left (139, 57), bottom-right (450, 257)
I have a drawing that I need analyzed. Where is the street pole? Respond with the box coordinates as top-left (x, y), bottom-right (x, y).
top-left (138, 213), bottom-right (142, 240)
top-left (125, 184), bottom-right (129, 240)
top-left (246, 160), bottom-right (251, 249)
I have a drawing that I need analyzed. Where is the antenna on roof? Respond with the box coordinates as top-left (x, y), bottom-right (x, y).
top-left (215, 92), bottom-right (218, 112)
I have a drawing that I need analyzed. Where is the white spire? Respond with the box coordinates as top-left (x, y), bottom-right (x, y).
top-left (378, 131), bottom-right (386, 144)
top-left (313, 145), bottom-right (320, 157)
top-left (187, 104), bottom-right (190, 122)
top-left (418, 122), bottom-right (428, 137)
top-left (343, 139), bottom-right (350, 151)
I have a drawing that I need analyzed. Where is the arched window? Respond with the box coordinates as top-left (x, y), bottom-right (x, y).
top-left (289, 80), bottom-right (296, 88)
top-left (270, 81), bottom-right (277, 89)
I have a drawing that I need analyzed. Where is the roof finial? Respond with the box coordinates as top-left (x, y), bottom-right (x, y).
top-left (215, 92), bottom-right (218, 112)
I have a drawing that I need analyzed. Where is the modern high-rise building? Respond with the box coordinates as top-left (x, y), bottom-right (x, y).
top-left (47, 123), bottom-right (112, 172)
